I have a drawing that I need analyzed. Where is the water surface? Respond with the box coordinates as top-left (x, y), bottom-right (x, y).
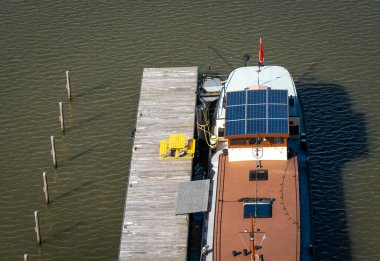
top-left (0, 1), bottom-right (379, 260)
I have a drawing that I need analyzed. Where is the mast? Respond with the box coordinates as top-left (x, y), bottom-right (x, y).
top-left (250, 216), bottom-right (255, 261)
top-left (257, 37), bottom-right (264, 85)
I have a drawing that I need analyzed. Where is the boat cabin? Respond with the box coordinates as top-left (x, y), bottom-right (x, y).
top-left (223, 88), bottom-right (292, 161)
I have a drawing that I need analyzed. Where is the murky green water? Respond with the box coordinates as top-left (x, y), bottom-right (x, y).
top-left (1, 1), bottom-right (379, 260)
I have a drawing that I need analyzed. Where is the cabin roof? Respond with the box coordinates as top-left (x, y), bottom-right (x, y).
top-left (224, 66), bottom-right (296, 96)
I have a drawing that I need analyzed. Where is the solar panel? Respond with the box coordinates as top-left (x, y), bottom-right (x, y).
top-left (225, 89), bottom-right (288, 136)
top-left (227, 91), bottom-right (246, 105)
top-left (247, 105), bottom-right (266, 119)
top-left (246, 119), bottom-right (266, 134)
top-left (247, 90), bottom-right (266, 104)
top-left (226, 105), bottom-right (245, 120)
top-left (268, 119), bottom-right (288, 134)
top-left (225, 120), bottom-right (245, 136)
top-left (268, 104), bottom-right (287, 118)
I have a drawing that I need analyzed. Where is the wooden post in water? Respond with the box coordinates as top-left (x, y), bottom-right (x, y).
top-left (34, 211), bottom-right (41, 245)
top-left (59, 102), bottom-right (65, 132)
top-left (66, 70), bottom-right (72, 100)
top-left (24, 254), bottom-right (28, 261)
top-left (42, 172), bottom-right (49, 204)
top-left (51, 136), bottom-right (57, 168)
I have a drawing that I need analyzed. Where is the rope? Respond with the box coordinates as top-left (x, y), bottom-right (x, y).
top-left (196, 104), bottom-right (218, 149)
top-left (196, 122), bottom-right (218, 149)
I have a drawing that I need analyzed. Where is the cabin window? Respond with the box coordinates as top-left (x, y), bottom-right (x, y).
top-left (230, 138), bottom-right (246, 146)
top-left (268, 137), bottom-right (284, 144)
top-left (229, 137), bottom-right (286, 148)
top-left (249, 137), bottom-right (264, 145)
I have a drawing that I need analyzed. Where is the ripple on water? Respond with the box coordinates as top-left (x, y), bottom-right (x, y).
top-left (1, 1), bottom-right (380, 260)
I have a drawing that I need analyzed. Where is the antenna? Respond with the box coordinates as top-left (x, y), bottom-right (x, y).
top-left (257, 65), bottom-right (261, 85)
top-left (207, 46), bottom-right (236, 70)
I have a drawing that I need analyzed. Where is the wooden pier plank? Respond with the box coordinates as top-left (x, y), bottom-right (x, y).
top-left (119, 67), bottom-right (198, 261)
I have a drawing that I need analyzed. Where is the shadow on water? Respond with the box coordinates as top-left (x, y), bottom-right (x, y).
top-left (52, 180), bottom-right (94, 203)
top-left (45, 220), bottom-right (86, 244)
top-left (66, 113), bottom-right (103, 132)
top-left (75, 83), bottom-right (108, 99)
top-left (296, 73), bottom-right (369, 261)
top-left (66, 147), bottom-right (95, 162)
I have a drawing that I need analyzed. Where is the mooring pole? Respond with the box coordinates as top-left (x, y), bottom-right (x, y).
top-left (42, 172), bottom-right (49, 204)
top-left (51, 136), bottom-right (57, 168)
top-left (34, 211), bottom-right (41, 244)
top-left (59, 102), bottom-right (65, 132)
top-left (24, 254), bottom-right (28, 261)
top-left (66, 71), bottom-right (71, 100)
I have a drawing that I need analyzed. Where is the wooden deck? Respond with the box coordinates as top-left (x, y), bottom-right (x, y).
top-left (119, 67), bottom-right (198, 261)
top-left (212, 156), bottom-right (300, 261)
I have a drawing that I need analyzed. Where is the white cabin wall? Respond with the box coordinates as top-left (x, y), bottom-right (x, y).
top-left (228, 147), bottom-right (287, 161)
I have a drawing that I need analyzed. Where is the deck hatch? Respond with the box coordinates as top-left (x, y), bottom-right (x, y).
top-left (249, 169), bottom-right (268, 181)
top-left (225, 89), bottom-right (288, 136)
top-left (243, 199), bottom-right (273, 218)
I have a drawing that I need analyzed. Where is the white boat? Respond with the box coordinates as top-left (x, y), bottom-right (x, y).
top-left (198, 40), bottom-right (313, 261)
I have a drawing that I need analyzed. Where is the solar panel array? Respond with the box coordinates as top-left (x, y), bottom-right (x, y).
top-left (225, 89), bottom-right (288, 136)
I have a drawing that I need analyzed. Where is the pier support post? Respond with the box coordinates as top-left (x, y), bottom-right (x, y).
top-left (42, 172), bottom-right (49, 204)
top-left (24, 254), bottom-right (28, 261)
top-left (66, 71), bottom-right (71, 100)
top-left (34, 211), bottom-right (41, 245)
top-left (51, 136), bottom-right (57, 168)
top-left (59, 102), bottom-right (65, 132)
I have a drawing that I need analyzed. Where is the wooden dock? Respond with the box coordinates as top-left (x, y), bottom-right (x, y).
top-left (119, 67), bottom-right (198, 261)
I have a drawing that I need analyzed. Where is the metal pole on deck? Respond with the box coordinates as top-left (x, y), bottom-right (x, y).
top-left (250, 216), bottom-right (255, 261)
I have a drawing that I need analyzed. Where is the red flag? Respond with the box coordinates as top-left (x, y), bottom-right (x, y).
top-left (259, 38), bottom-right (264, 66)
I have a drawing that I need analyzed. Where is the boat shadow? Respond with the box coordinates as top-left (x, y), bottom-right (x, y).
top-left (296, 74), bottom-right (368, 261)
